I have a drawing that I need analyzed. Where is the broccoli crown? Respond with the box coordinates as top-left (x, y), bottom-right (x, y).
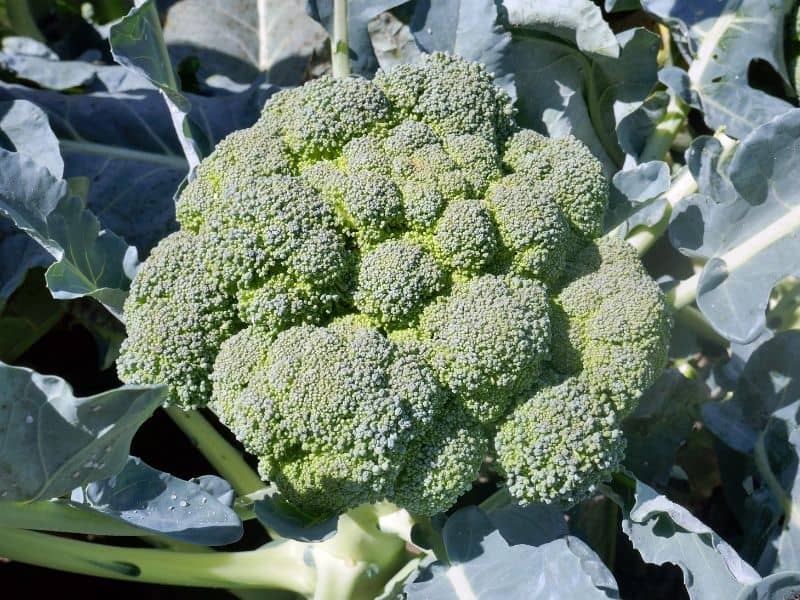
top-left (117, 53), bottom-right (671, 516)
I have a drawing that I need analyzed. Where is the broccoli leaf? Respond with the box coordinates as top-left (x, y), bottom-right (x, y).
top-left (368, 11), bottom-right (422, 71)
top-left (0, 36), bottom-right (149, 91)
top-left (0, 98), bottom-right (63, 178)
top-left (0, 268), bottom-right (66, 362)
top-left (606, 475), bottom-right (760, 600)
top-left (405, 503), bottom-right (618, 599)
top-left (0, 78), bottom-right (274, 257)
top-left (0, 146), bottom-right (136, 316)
top-left (703, 331), bottom-right (800, 453)
top-left (508, 26), bottom-right (659, 174)
top-left (622, 368), bottom-right (706, 487)
top-left (643, 0), bottom-right (794, 138)
top-left (0, 100), bottom-right (59, 309)
top-left (162, 0), bottom-right (327, 87)
top-left (735, 572), bottom-right (800, 600)
top-left (502, 0), bottom-right (619, 58)
top-left (254, 492), bottom-right (340, 542)
top-left (71, 456), bottom-right (243, 546)
top-left (0, 362), bottom-right (165, 502)
top-left (670, 109), bottom-right (800, 344)
top-left (110, 0), bottom-right (207, 167)
top-left (410, 0), bottom-right (513, 93)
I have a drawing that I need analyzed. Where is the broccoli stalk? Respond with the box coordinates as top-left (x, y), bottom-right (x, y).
top-left (0, 504), bottom-right (415, 598)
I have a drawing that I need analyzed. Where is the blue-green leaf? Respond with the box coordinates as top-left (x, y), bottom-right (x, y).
top-left (0, 362), bottom-right (164, 502)
top-left (110, 0), bottom-right (206, 167)
top-left (0, 79), bottom-right (274, 257)
top-left (406, 503), bottom-right (618, 599)
top-left (673, 109), bottom-right (800, 344)
top-left (623, 368), bottom-right (706, 487)
top-left (608, 476), bottom-right (760, 600)
top-left (163, 0), bottom-right (326, 87)
top-left (503, 0), bottom-right (619, 58)
top-left (735, 572), bottom-right (800, 600)
top-left (307, 0), bottom-right (409, 77)
top-left (509, 27), bottom-right (659, 174)
top-left (71, 456), bottom-right (243, 546)
top-left (703, 331), bottom-right (800, 453)
top-left (642, 0), bottom-right (794, 138)
top-left (253, 492), bottom-right (339, 542)
top-left (411, 0), bottom-right (513, 92)
top-left (0, 148), bottom-right (134, 317)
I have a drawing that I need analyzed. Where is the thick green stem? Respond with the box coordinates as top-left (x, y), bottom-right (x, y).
top-left (0, 500), bottom-right (147, 536)
top-left (638, 93), bottom-right (688, 164)
top-left (622, 167), bottom-right (697, 256)
top-left (0, 527), bottom-right (315, 593)
top-left (331, 0), bottom-right (350, 78)
top-left (754, 432), bottom-right (793, 523)
top-left (164, 407), bottom-right (264, 496)
top-left (313, 504), bottom-right (412, 599)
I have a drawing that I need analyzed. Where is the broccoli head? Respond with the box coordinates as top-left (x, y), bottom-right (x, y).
top-left (118, 53), bottom-right (671, 517)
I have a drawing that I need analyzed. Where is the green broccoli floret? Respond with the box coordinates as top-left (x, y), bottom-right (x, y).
top-left (495, 376), bottom-right (624, 506)
top-left (551, 237), bottom-right (672, 416)
top-left (118, 52), bottom-right (671, 516)
top-left (212, 318), bottom-right (486, 517)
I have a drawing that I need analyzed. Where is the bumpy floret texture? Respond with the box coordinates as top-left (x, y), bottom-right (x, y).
top-left (118, 53), bottom-right (671, 516)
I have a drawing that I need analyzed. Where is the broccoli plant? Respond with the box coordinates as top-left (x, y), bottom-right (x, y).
top-left (1, 1), bottom-right (800, 599)
top-left (117, 52), bottom-right (671, 519)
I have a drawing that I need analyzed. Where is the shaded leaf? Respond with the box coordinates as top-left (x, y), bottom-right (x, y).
top-left (110, 0), bottom-right (206, 166)
top-left (71, 456), bottom-right (243, 546)
top-left (163, 0), bottom-right (326, 86)
top-left (0, 268), bottom-right (66, 362)
top-left (623, 368), bottom-right (706, 487)
top-left (608, 476), bottom-right (760, 600)
top-left (368, 10), bottom-right (422, 71)
top-left (0, 362), bottom-right (164, 501)
top-left (703, 331), bottom-right (800, 453)
top-left (0, 79), bottom-right (274, 256)
top-left (411, 0), bottom-right (513, 92)
top-left (0, 147), bottom-right (134, 317)
top-left (253, 492), bottom-right (339, 542)
top-left (509, 27), bottom-right (660, 174)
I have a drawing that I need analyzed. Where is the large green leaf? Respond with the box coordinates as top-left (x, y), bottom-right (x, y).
top-left (405, 501), bottom-right (618, 599)
top-left (163, 0), bottom-right (326, 86)
top-left (508, 26), bottom-right (660, 174)
top-left (0, 147), bottom-right (134, 317)
top-left (0, 362), bottom-right (164, 501)
top-left (110, 0), bottom-right (206, 167)
top-left (71, 456), bottom-right (243, 546)
top-left (643, 0), bottom-right (794, 138)
top-left (670, 109), bottom-right (800, 344)
top-left (607, 476), bottom-right (760, 600)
